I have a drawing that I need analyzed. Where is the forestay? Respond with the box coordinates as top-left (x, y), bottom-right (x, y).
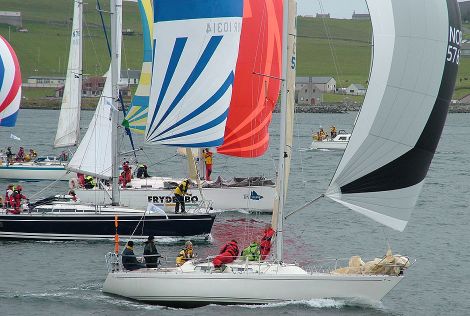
top-left (0, 35), bottom-right (21, 127)
top-left (123, 0), bottom-right (153, 134)
top-left (326, 0), bottom-right (461, 231)
top-left (145, 0), bottom-right (244, 147)
top-left (54, 0), bottom-right (83, 148)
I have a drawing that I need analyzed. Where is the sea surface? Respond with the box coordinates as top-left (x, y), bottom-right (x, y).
top-left (0, 109), bottom-right (469, 316)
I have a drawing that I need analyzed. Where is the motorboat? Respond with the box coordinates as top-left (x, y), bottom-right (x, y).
top-left (310, 130), bottom-right (350, 151)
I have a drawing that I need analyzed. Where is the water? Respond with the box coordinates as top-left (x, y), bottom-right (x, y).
top-left (0, 110), bottom-right (469, 315)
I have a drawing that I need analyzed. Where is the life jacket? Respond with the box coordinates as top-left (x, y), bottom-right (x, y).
top-left (176, 248), bottom-right (194, 266)
top-left (10, 190), bottom-right (26, 208)
top-left (204, 152), bottom-right (213, 165)
top-left (220, 241), bottom-right (239, 258)
top-left (174, 181), bottom-right (189, 196)
top-left (242, 242), bottom-right (260, 261)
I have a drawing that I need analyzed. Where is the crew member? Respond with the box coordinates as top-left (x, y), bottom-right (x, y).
top-left (84, 175), bottom-right (95, 189)
top-left (241, 240), bottom-right (261, 261)
top-left (6, 147), bottom-right (13, 162)
top-left (176, 240), bottom-right (195, 266)
top-left (174, 179), bottom-right (191, 214)
top-left (260, 225), bottom-right (275, 260)
top-left (213, 240), bottom-right (239, 269)
top-left (119, 162), bottom-right (132, 188)
top-left (143, 235), bottom-right (160, 268)
top-left (203, 148), bottom-right (213, 181)
top-left (330, 125), bottom-right (337, 138)
top-left (136, 164), bottom-right (150, 179)
top-left (9, 185), bottom-right (27, 214)
top-left (121, 241), bottom-right (144, 271)
top-left (4, 184), bottom-right (14, 208)
top-left (16, 147), bottom-right (25, 162)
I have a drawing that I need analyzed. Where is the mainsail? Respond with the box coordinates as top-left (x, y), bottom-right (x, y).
top-left (326, 0), bottom-right (461, 231)
top-left (217, 0), bottom-right (283, 158)
top-left (54, 0), bottom-right (83, 148)
top-left (123, 0), bottom-right (153, 134)
top-left (67, 0), bottom-right (123, 178)
top-left (0, 35), bottom-right (21, 127)
top-left (145, 0), bottom-right (244, 147)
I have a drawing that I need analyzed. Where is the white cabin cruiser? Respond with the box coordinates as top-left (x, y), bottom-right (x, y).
top-left (311, 130), bottom-right (350, 151)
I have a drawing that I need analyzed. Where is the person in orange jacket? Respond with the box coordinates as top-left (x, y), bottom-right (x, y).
top-left (203, 148), bottom-right (213, 181)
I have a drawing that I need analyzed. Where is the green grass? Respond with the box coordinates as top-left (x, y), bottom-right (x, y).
top-left (1, 3), bottom-right (470, 101)
top-left (322, 93), bottom-right (365, 103)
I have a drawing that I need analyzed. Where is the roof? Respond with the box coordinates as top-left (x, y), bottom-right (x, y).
top-left (28, 76), bottom-right (66, 80)
top-left (349, 83), bottom-right (366, 90)
top-left (296, 76), bottom-right (335, 84)
top-left (121, 69), bottom-right (141, 79)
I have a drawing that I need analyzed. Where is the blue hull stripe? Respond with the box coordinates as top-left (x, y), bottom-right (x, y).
top-left (154, 0), bottom-right (243, 22)
top-left (0, 165), bottom-right (65, 171)
top-left (154, 72), bottom-right (234, 139)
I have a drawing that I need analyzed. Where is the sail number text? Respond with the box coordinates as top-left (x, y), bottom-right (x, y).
top-left (206, 21), bottom-right (241, 34)
top-left (447, 26), bottom-right (462, 65)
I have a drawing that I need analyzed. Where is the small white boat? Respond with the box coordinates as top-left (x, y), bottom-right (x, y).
top-left (0, 156), bottom-right (70, 181)
top-left (311, 131), bottom-right (350, 151)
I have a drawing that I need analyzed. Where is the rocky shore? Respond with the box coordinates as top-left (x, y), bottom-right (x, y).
top-left (21, 98), bottom-right (470, 113)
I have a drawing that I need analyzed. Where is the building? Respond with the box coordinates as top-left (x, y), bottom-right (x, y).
top-left (55, 76), bottom-right (130, 98)
top-left (25, 76), bottom-right (66, 88)
top-left (0, 11), bottom-right (22, 27)
top-left (120, 69), bottom-right (141, 85)
top-left (295, 77), bottom-right (336, 105)
top-left (315, 13), bottom-right (330, 19)
top-left (346, 83), bottom-right (367, 95)
top-left (352, 11), bottom-right (370, 20)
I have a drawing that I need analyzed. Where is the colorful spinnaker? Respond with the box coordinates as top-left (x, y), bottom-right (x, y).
top-left (217, 0), bottom-right (283, 158)
top-left (145, 0), bottom-right (244, 147)
top-left (0, 35), bottom-right (21, 127)
top-left (123, 0), bottom-right (153, 134)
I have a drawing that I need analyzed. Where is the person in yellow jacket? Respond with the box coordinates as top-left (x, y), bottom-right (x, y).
top-left (174, 179), bottom-right (191, 213)
top-left (203, 148), bottom-right (213, 181)
top-left (176, 240), bottom-right (195, 266)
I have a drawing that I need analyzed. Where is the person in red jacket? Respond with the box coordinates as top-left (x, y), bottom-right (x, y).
top-left (9, 185), bottom-right (27, 214)
top-left (260, 225), bottom-right (275, 260)
top-left (119, 161), bottom-right (132, 188)
top-left (213, 240), bottom-right (239, 269)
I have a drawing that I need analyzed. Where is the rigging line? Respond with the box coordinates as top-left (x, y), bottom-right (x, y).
top-left (83, 6), bottom-right (102, 74)
top-left (28, 172), bottom-right (72, 200)
top-left (317, 0), bottom-right (343, 87)
top-left (284, 194), bottom-right (325, 220)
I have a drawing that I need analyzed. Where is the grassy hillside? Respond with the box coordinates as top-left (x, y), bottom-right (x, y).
top-left (0, 1), bottom-right (469, 100)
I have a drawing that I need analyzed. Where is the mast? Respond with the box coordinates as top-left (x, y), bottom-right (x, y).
top-left (110, 0), bottom-right (120, 205)
top-left (274, 0), bottom-right (296, 262)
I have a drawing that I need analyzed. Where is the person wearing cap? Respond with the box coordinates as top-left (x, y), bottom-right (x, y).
top-left (143, 235), bottom-right (160, 268)
top-left (121, 240), bottom-right (144, 271)
top-left (176, 240), bottom-right (195, 266)
top-left (173, 179), bottom-right (191, 214)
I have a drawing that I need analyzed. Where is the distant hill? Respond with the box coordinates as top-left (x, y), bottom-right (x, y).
top-left (0, 0), bottom-right (469, 99)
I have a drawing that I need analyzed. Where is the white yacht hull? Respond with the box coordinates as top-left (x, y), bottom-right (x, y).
top-left (310, 140), bottom-right (348, 150)
top-left (103, 264), bottom-right (402, 306)
top-left (0, 163), bottom-right (71, 181)
top-left (76, 178), bottom-right (275, 212)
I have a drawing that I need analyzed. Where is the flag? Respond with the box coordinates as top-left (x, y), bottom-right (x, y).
top-left (10, 133), bottom-right (20, 141)
top-left (147, 203), bottom-right (168, 219)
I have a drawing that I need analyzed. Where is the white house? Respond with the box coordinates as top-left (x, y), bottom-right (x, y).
top-left (347, 83), bottom-right (367, 95)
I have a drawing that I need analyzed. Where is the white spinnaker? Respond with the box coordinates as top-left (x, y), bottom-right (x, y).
top-left (326, 0), bottom-right (450, 231)
top-left (55, 0), bottom-right (83, 148)
top-left (145, 17), bottom-right (242, 147)
top-left (67, 0), bottom-right (123, 179)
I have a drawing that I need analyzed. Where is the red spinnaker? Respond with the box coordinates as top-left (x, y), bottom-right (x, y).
top-left (217, 0), bottom-right (282, 158)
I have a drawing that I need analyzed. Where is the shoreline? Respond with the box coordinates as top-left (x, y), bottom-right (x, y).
top-left (20, 99), bottom-right (470, 113)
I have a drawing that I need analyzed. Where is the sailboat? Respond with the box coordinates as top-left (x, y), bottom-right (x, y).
top-left (103, 0), bottom-right (461, 305)
top-left (76, 0), bottom-right (282, 213)
top-left (0, 0), bottom-right (82, 181)
top-left (0, 0), bottom-right (215, 240)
